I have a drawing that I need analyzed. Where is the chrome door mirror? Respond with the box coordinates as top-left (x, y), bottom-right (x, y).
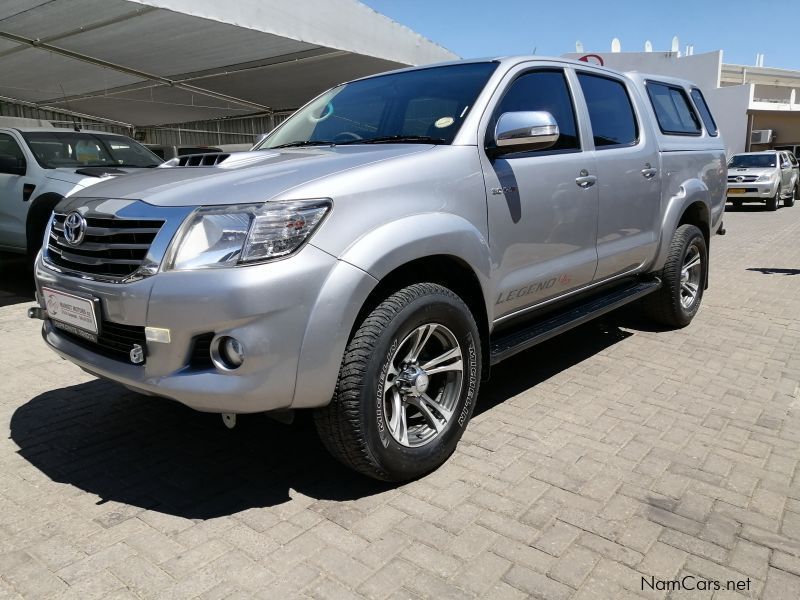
top-left (493, 111), bottom-right (560, 155)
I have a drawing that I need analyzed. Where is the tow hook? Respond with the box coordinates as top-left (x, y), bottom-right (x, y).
top-left (221, 413), bottom-right (237, 429)
top-left (27, 306), bottom-right (47, 320)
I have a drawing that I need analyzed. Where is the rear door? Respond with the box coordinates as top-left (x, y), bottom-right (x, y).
top-left (574, 71), bottom-right (661, 281)
top-left (480, 66), bottom-right (599, 320)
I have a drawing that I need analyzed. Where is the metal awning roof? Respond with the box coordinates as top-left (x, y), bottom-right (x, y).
top-left (0, 0), bottom-right (457, 126)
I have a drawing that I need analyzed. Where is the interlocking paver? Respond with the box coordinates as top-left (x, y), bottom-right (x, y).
top-left (2, 207), bottom-right (800, 598)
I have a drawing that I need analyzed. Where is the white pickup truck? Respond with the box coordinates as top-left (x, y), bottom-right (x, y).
top-left (0, 118), bottom-right (161, 259)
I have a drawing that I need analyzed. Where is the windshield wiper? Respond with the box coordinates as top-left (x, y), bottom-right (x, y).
top-left (337, 135), bottom-right (446, 145)
top-left (271, 140), bottom-right (335, 149)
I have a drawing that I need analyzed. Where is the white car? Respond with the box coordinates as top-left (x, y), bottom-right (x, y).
top-left (726, 150), bottom-right (797, 210)
top-left (0, 119), bottom-right (162, 259)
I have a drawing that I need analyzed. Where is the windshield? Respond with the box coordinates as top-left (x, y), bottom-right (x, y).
top-left (21, 131), bottom-right (163, 169)
top-left (258, 62), bottom-right (498, 149)
top-left (728, 154), bottom-right (776, 169)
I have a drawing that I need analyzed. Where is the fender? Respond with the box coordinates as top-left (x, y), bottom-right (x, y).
top-left (292, 213), bottom-right (492, 409)
top-left (651, 179), bottom-right (710, 273)
top-left (338, 212), bottom-right (493, 311)
top-left (25, 192), bottom-right (63, 255)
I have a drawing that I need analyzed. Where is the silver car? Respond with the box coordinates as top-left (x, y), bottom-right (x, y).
top-left (31, 58), bottom-right (726, 481)
top-left (727, 150), bottom-right (798, 210)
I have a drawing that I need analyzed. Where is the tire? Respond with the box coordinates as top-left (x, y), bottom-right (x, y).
top-left (766, 188), bottom-right (780, 211)
top-left (642, 224), bottom-right (707, 328)
top-left (314, 283), bottom-right (481, 481)
top-left (785, 185), bottom-right (797, 208)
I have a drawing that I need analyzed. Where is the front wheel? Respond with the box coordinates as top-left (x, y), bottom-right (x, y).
top-left (314, 283), bottom-right (481, 481)
top-left (766, 188), bottom-right (780, 211)
top-left (643, 224), bottom-right (707, 328)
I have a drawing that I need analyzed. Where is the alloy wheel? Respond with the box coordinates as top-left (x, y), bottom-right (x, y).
top-left (381, 323), bottom-right (463, 447)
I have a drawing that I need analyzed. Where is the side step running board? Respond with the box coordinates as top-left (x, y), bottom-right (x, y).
top-left (489, 280), bottom-right (661, 365)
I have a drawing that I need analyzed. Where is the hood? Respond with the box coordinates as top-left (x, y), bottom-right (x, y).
top-left (69, 146), bottom-right (434, 206)
top-left (46, 166), bottom-right (151, 189)
top-left (728, 167), bottom-right (776, 178)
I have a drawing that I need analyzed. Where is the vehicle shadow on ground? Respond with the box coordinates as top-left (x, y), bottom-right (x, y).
top-left (0, 254), bottom-right (35, 308)
top-left (746, 267), bottom-right (800, 276)
top-left (10, 310), bottom-right (638, 520)
top-left (724, 202), bottom-right (773, 213)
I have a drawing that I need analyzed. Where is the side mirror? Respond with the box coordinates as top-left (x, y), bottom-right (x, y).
top-left (0, 154), bottom-right (26, 176)
top-left (492, 111), bottom-right (560, 155)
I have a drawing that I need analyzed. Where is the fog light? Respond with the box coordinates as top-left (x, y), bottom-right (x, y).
top-left (213, 336), bottom-right (245, 370)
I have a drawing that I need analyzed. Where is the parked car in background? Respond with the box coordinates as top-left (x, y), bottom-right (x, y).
top-left (727, 150), bottom-right (797, 210)
top-left (0, 118), bottom-right (162, 259)
top-left (144, 144), bottom-right (223, 160)
top-left (31, 57), bottom-right (725, 481)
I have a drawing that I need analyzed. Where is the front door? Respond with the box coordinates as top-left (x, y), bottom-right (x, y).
top-left (481, 68), bottom-right (599, 321)
top-left (575, 71), bottom-right (661, 281)
top-left (0, 132), bottom-right (31, 251)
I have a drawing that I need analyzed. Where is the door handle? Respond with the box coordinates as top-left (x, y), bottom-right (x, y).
top-left (641, 163), bottom-right (658, 179)
top-left (575, 174), bottom-right (597, 188)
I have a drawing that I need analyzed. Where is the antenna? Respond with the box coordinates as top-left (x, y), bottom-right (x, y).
top-left (576, 41), bottom-right (584, 53)
top-left (645, 40), bottom-right (653, 52)
top-left (611, 38), bottom-right (621, 53)
top-left (59, 83), bottom-right (80, 131)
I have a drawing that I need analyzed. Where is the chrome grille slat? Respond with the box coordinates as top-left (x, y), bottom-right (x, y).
top-left (46, 212), bottom-right (164, 279)
top-left (49, 233), bottom-right (150, 251)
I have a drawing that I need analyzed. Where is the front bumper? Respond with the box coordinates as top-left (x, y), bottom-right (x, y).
top-left (726, 181), bottom-right (778, 200)
top-left (34, 244), bottom-right (351, 413)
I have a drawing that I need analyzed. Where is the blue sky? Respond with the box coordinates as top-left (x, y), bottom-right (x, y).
top-left (362, 0), bottom-right (799, 71)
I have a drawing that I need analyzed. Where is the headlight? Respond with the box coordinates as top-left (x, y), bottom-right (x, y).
top-left (755, 173), bottom-right (774, 182)
top-left (166, 199), bottom-right (330, 270)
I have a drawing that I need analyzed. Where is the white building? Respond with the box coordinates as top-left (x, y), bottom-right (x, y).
top-left (563, 45), bottom-right (800, 157)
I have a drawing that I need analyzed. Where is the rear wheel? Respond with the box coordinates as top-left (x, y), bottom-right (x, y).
top-left (314, 283), bottom-right (481, 481)
top-left (643, 224), bottom-right (707, 328)
top-left (785, 184), bottom-right (797, 207)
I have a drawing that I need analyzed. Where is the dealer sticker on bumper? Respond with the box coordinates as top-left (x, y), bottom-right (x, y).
top-left (42, 287), bottom-right (99, 340)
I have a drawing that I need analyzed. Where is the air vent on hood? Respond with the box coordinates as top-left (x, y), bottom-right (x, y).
top-left (172, 153), bottom-right (231, 167)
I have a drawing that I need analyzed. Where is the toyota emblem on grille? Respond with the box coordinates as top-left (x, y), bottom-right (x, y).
top-left (736, 175), bottom-right (745, 182)
top-left (63, 211), bottom-right (87, 246)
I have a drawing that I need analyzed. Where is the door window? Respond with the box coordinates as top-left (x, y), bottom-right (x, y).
top-left (489, 69), bottom-right (580, 153)
top-left (577, 73), bottom-right (639, 148)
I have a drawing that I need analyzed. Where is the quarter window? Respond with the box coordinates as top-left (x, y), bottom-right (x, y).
top-left (577, 73), bottom-right (639, 148)
top-left (689, 88), bottom-right (718, 136)
top-left (647, 82), bottom-right (702, 136)
top-left (490, 69), bottom-right (580, 153)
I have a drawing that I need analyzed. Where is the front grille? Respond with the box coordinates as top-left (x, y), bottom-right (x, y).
top-left (47, 213), bottom-right (164, 279)
top-left (727, 175), bottom-right (759, 182)
top-left (55, 319), bottom-right (146, 363)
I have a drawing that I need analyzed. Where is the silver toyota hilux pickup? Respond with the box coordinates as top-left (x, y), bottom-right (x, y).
top-left (31, 57), bottom-right (726, 481)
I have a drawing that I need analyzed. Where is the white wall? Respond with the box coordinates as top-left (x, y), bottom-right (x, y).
top-left (561, 51), bottom-right (723, 91)
top-left (705, 84), bottom-right (752, 155)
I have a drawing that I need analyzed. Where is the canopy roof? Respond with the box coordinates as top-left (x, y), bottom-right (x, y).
top-left (0, 0), bottom-right (457, 126)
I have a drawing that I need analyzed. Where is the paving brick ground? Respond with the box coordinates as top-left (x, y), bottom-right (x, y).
top-left (1, 203), bottom-right (800, 599)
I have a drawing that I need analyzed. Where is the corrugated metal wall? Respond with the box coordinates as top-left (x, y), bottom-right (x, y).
top-left (0, 99), bottom-right (295, 146)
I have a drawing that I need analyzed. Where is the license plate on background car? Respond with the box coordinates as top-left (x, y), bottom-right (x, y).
top-left (728, 188), bottom-right (745, 194)
top-left (41, 287), bottom-right (99, 341)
